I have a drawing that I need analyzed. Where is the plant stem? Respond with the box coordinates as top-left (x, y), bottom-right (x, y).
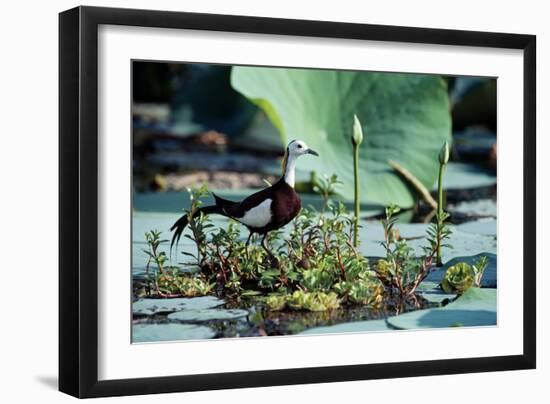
top-left (353, 143), bottom-right (360, 247)
top-left (388, 159), bottom-right (437, 209)
top-left (436, 163), bottom-right (445, 266)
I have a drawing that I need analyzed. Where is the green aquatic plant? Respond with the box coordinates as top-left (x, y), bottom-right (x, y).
top-left (334, 275), bottom-right (384, 307)
top-left (142, 182), bottom-right (385, 310)
top-left (435, 141), bottom-right (451, 266)
top-left (265, 294), bottom-right (287, 311)
top-left (143, 231), bottom-right (214, 297)
top-left (312, 173), bottom-right (342, 213)
top-left (472, 255), bottom-right (489, 287)
top-left (441, 262), bottom-right (475, 294)
top-left (143, 230), bottom-right (169, 275)
top-left (143, 178), bottom-right (461, 310)
top-left (441, 255), bottom-right (489, 294)
top-left (156, 269), bottom-right (215, 297)
top-left (265, 290), bottom-right (341, 312)
top-left (374, 204), bottom-right (438, 297)
top-left (301, 267), bottom-right (338, 292)
top-left (287, 290), bottom-right (341, 312)
top-left (179, 184), bottom-right (213, 267)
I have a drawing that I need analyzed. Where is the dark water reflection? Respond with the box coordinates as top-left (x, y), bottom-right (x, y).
top-left (134, 294), bottom-right (437, 339)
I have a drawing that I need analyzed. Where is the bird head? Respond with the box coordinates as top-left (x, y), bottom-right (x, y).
top-left (281, 140), bottom-right (319, 186)
top-left (287, 140), bottom-right (319, 158)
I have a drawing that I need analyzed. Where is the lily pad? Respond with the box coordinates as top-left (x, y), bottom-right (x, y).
top-left (393, 223), bottom-right (431, 239)
top-left (450, 198), bottom-right (496, 217)
top-left (416, 281), bottom-right (457, 304)
top-left (456, 218), bottom-right (497, 237)
top-left (132, 323), bottom-right (216, 342)
top-left (433, 162), bottom-right (496, 191)
top-left (387, 287), bottom-right (497, 329)
top-left (299, 319), bottom-right (393, 335)
top-left (232, 67), bottom-right (451, 208)
top-left (406, 229), bottom-right (496, 263)
top-left (133, 296), bottom-right (224, 316)
top-left (168, 308), bottom-right (249, 322)
top-left (358, 222), bottom-right (496, 262)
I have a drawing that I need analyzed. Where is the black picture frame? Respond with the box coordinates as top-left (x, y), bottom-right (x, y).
top-left (59, 5), bottom-right (536, 398)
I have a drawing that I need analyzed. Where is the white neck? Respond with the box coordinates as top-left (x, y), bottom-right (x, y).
top-left (283, 154), bottom-right (297, 188)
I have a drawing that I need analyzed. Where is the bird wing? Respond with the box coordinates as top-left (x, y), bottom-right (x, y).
top-left (224, 186), bottom-right (274, 219)
top-left (237, 198), bottom-right (273, 228)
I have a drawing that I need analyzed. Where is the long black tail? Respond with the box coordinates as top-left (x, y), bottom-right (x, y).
top-left (170, 205), bottom-right (223, 251)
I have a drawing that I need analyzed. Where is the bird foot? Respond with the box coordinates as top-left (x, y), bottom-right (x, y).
top-left (268, 256), bottom-right (279, 268)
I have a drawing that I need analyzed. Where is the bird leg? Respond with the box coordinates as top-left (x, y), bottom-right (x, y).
top-left (262, 234), bottom-right (288, 287)
top-left (244, 232), bottom-right (253, 261)
top-left (262, 234), bottom-right (288, 286)
top-left (261, 233), bottom-right (279, 268)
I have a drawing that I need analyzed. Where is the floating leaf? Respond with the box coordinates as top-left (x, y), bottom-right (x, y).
top-left (132, 323), bottom-right (215, 342)
top-left (456, 218), bottom-right (497, 237)
top-left (433, 163), bottom-right (496, 191)
top-left (415, 281), bottom-right (456, 304)
top-left (387, 287), bottom-right (496, 329)
top-left (450, 198), bottom-right (496, 217)
top-left (300, 319), bottom-right (392, 335)
top-left (168, 308), bottom-right (249, 322)
top-left (358, 222), bottom-right (496, 263)
top-left (133, 296), bottom-right (224, 316)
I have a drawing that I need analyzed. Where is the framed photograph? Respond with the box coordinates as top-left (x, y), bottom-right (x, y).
top-left (59, 6), bottom-right (536, 398)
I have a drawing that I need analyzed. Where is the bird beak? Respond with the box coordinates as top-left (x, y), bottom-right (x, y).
top-left (307, 148), bottom-right (319, 156)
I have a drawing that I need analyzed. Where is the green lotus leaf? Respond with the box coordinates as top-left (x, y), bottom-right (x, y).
top-left (231, 67), bottom-right (451, 207)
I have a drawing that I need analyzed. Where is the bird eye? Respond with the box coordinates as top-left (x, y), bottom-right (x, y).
top-left (297, 144), bottom-right (302, 149)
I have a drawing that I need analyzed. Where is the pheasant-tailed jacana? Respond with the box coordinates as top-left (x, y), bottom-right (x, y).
top-left (170, 140), bottom-right (319, 265)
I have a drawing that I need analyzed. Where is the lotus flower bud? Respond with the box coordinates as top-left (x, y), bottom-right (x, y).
top-left (439, 141), bottom-right (450, 165)
top-left (352, 114), bottom-right (363, 146)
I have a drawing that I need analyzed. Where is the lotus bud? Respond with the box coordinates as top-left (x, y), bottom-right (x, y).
top-left (439, 141), bottom-right (450, 165)
top-left (352, 114), bottom-right (363, 146)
